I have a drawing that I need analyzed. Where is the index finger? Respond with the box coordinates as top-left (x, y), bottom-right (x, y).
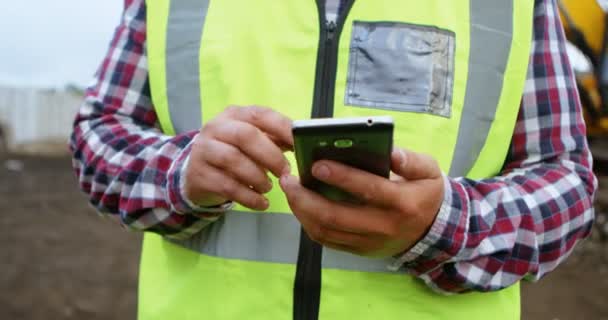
top-left (211, 120), bottom-right (290, 178)
top-left (223, 106), bottom-right (294, 148)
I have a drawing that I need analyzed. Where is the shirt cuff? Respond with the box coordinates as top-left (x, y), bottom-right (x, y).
top-left (165, 136), bottom-right (234, 216)
top-left (389, 175), bottom-right (470, 273)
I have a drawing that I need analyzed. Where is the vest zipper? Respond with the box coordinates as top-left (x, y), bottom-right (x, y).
top-left (314, 20), bottom-right (336, 118)
top-left (293, 1), bottom-right (355, 320)
top-left (310, 1), bottom-right (354, 119)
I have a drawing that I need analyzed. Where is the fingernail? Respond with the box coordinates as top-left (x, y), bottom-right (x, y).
top-left (282, 162), bottom-right (291, 176)
top-left (264, 178), bottom-right (273, 193)
top-left (279, 175), bottom-right (290, 189)
top-left (261, 197), bottom-right (269, 208)
top-left (313, 164), bottom-right (330, 180)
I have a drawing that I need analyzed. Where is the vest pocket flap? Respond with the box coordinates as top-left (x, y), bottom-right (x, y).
top-left (345, 21), bottom-right (455, 117)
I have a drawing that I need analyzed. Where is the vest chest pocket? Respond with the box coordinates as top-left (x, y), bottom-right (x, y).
top-left (345, 21), bottom-right (455, 117)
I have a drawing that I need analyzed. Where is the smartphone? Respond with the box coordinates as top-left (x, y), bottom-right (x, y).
top-left (292, 116), bottom-right (394, 203)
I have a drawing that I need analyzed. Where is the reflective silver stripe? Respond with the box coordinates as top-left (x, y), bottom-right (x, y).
top-left (322, 246), bottom-right (392, 273)
top-left (448, 0), bottom-right (514, 177)
top-left (165, 0), bottom-right (209, 134)
top-left (171, 211), bottom-right (395, 273)
top-left (175, 211), bottom-right (300, 264)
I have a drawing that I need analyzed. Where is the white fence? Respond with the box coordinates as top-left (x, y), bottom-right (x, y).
top-left (0, 87), bottom-right (82, 154)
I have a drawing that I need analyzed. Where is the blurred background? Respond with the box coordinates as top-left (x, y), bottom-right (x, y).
top-left (1, 0), bottom-right (607, 319)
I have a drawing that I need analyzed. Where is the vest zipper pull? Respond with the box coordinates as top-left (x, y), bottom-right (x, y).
top-left (326, 21), bottom-right (337, 42)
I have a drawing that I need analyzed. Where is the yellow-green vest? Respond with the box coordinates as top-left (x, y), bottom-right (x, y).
top-left (141, 0), bottom-right (534, 319)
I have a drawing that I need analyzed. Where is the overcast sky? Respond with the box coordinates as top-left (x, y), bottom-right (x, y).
top-left (0, 1), bottom-right (122, 88)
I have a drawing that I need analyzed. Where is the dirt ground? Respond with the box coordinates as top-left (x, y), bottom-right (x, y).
top-left (0, 155), bottom-right (607, 320)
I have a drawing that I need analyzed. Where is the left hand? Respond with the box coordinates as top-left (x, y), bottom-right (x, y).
top-left (280, 148), bottom-right (444, 257)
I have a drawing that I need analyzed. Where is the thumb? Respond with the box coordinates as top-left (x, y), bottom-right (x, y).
top-left (391, 148), bottom-right (442, 180)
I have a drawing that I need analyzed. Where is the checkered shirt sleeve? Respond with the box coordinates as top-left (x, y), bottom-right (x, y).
top-left (395, 0), bottom-right (597, 293)
top-left (69, 0), bottom-right (224, 240)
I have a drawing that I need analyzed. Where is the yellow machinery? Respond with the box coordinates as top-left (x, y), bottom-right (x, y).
top-left (559, 0), bottom-right (608, 137)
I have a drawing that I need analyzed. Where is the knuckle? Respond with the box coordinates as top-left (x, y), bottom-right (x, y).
top-left (249, 169), bottom-right (265, 184)
top-left (421, 153), bottom-right (440, 172)
top-left (395, 197), bottom-right (412, 213)
top-left (281, 115), bottom-right (292, 127)
top-left (258, 176), bottom-right (272, 192)
top-left (225, 147), bottom-right (242, 165)
top-left (224, 105), bottom-right (239, 116)
top-left (201, 120), bottom-right (218, 134)
top-left (217, 148), bottom-right (240, 167)
top-left (245, 105), bottom-right (266, 121)
top-left (328, 166), bottom-right (345, 183)
top-left (310, 226), bottom-right (327, 243)
top-left (272, 157), bottom-right (288, 173)
top-left (360, 191), bottom-right (374, 203)
top-left (191, 137), bottom-right (207, 155)
top-left (264, 157), bottom-right (285, 177)
top-left (249, 194), bottom-right (264, 208)
top-left (422, 152), bottom-right (435, 163)
top-left (319, 211), bottom-right (337, 228)
top-left (236, 124), bottom-right (258, 141)
top-left (363, 181), bottom-right (381, 202)
top-left (218, 180), bottom-right (238, 197)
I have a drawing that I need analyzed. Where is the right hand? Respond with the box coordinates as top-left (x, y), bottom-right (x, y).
top-left (184, 106), bottom-right (293, 211)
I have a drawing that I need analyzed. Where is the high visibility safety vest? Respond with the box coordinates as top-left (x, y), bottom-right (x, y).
top-left (142, 0), bottom-right (534, 319)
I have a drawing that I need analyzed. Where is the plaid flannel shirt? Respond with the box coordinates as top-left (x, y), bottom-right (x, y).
top-left (70, 0), bottom-right (597, 293)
